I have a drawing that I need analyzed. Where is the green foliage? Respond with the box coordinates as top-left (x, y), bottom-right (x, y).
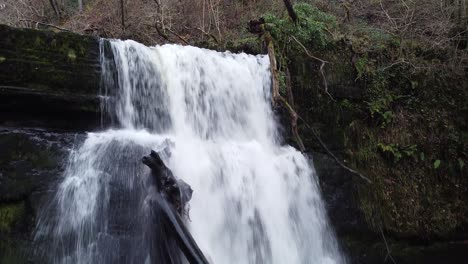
top-left (433, 160), bottom-right (441, 169)
top-left (263, 3), bottom-right (336, 51)
top-left (368, 94), bottom-right (395, 128)
top-left (355, 56), bottom-right (369, 79)
top-left (377, 143), bottom-right (417, 162)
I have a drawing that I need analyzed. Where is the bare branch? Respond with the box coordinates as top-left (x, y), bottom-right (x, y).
top-left (165, 27), bottom-right (190, 45)
top-left (380, 226), bottom-right (397, 264)
top-left (290, 35), bottom-right (334, 101)
top-left (154, 22), bottom-right (170, 41)
top-left (184, 26), bottom-right (219, 45)
top-left (290, 35), bottom-right (328, 64)
top-left (298, 115), bottom-right (373, 184)
top-left (153, 0), bottom-right (161, 10)
top-left (120, 0), bottom-right (125, 30)
top-left (19, 19), bottom-right (70, 31)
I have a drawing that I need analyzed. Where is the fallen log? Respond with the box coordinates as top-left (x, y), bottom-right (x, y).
top-left (142, 148), bottom-right (210, 264)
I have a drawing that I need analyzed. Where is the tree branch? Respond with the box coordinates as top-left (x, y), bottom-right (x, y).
top-left (264, 31), bottom-right (306, 152)
top-left (380, 225), bottom-right (397, 264)
top-left (155, 22), bottom-right (170, 41)
top-left (298, 115), bottom-right (372, 183)
top-left (184, 26), bottom-right (219, 45)
top-left (165, 27), bottom-right (190, 45)
top-left (120, 0), bottom-right (125, 30)
top-left (290, 35), bottom-right (334, 101)
top-left (48, 0), bottom-right (61, 18)
top-left (19, 19), bottom-right (70, 32)
top-left (290, 35), bottom-right (328, 64)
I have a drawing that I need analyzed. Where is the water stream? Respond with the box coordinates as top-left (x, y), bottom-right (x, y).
top-left (35, 40), bottom-right (345, 264)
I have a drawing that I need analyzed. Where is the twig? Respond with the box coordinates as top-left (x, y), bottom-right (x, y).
top-left (381, 59), bottom-right (414, 71)
top-left (153, 0), bottom-right (161, 10)
top-left (290, 35), bottom-right (334, 101)
top-left (380, 0), bottom-right (398, 30)
top-left (184, 26), bottom-right (219, 45)
top-left (165, 27), bottom-right (190, 45)
top-left (319, 62), bottom-right (333, 101)
top-left (154, 22), bottom-right (170, 41)
top-left (278, 96), bottom-right (306, 152)
top-left (380, 225), bottom-right (397, 264)
top-left (19, 19), bottom-right (70, 32)
top-left (298, 115), bottom-right (373, 184)
top-left (48, 0), bottom-right (61, 18)
top-left (153, 21), bottom-right (189, 45)
top-left (290, 35), bottom-right (328, 64)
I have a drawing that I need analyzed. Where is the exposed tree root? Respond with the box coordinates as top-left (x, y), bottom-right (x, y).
top-left (264, 31), bottom-right (306, 152)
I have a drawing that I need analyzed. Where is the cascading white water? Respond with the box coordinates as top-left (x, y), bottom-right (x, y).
top-left (35, 39), bottom-right (345, 264)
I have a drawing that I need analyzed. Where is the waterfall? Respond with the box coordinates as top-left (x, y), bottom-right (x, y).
top-left (35, 39), bottom-right (345, 264)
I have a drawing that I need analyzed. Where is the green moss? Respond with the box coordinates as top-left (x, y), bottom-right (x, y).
top-left (262, 6), bottom-right (468, 239)
top-left (0, 24), bottom-right (100, 95)
top-left (0, 202), bottom-right (25, 233)
top-left (34, 36), bottom-right (44, 48)
top-left (0, 56), bottom-right (5, 63)
top-left (68, 49), bottom-right (77, 61)
top-left (224, 37), bottom-right (262, 54)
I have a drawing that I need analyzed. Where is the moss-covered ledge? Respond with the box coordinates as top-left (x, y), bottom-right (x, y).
top-left (0, 25), bottom-right (102, 129)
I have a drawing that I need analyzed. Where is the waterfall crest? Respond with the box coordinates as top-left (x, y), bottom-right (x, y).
top-left (35, 39), bottom-right (345, 264)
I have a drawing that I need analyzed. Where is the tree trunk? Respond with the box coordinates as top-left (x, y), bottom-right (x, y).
top-left (120, 0), bottom-right (125, 30)
top-left (142, 150), bottom-right (209, 264)
top-left (282, 0), bottom-right (297, 23)
top-left (78, 0), bottom-right (83, 12)
top-left (461, 0), bottom-right (467, 26)
top-left (49, 0), bottom-right (60, 18)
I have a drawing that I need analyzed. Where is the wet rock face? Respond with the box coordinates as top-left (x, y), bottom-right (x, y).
top-left (0, 25), bottom-right (102, 130)
top-left (0, 25), bottom-right (102, 262)
top-left (0, 25), bottom-right (100, 94)
top-left (0, 127), bottom-right (82, 263)
top-left (310, 152), bottom-right (368, 236)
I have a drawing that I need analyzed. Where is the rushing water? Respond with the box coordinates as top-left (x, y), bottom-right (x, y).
top-left (35, 40), bottom-right (345, 264)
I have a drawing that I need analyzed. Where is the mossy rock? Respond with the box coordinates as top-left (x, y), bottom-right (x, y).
top-left (0, 24), bottom-right (100, 95)
top-left (0, 201), bottom-right (25, 233)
